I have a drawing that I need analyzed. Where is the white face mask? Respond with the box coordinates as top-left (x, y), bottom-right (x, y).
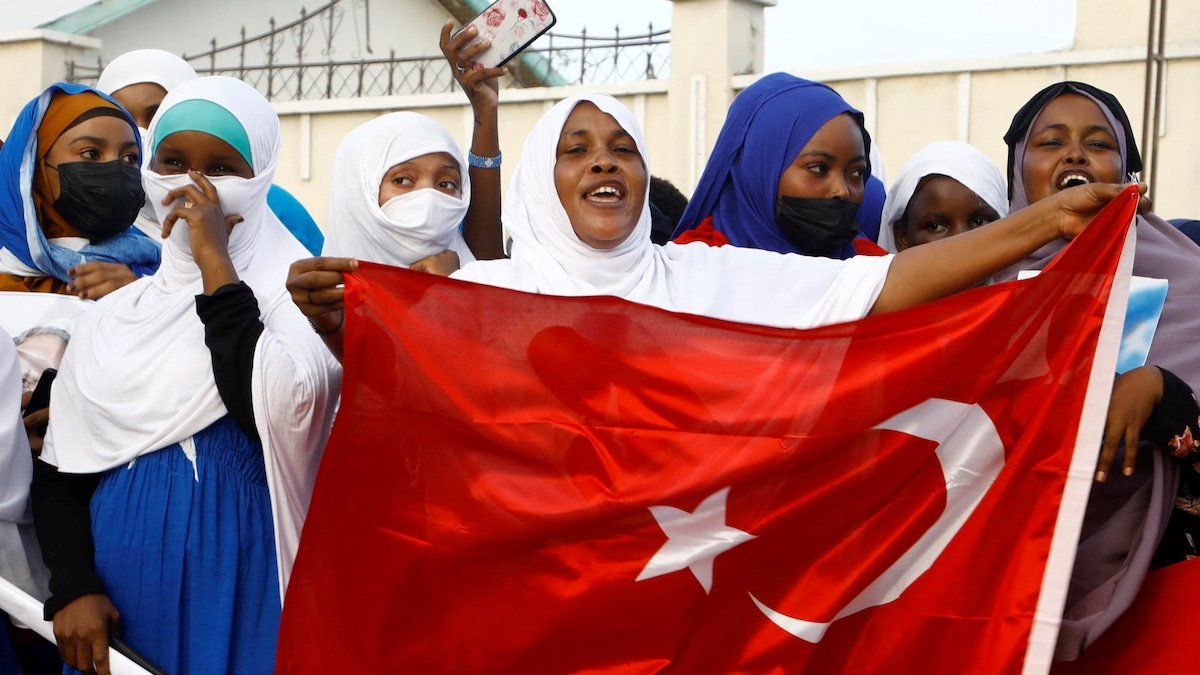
top-left (376, 188), bottom-right (468, 263)
top-left (142, 170), bottom-right (267, 253)
top-left (142, 170), bottom-right (194, 249)
top-left (135, 128), bottom-right (160, 226)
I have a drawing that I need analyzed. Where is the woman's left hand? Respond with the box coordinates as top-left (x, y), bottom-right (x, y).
top-left (410, 250), bottom-right (461, 277)
top-left (1096, 365), bottom-right (1164, 482)
top-left (440, 21), bottom-right (507, 113)
top-left (1042, 182), bottom-right (1149, 240)
top-left (67, 263), bottom-right (136, 300)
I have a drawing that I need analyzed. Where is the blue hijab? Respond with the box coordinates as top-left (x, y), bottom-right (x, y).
top-left (673, 73), bottom-right (875, 258)
top-left (0, 83), bottom-right (160, 283)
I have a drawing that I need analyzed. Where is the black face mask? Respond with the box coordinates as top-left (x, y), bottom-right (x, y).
top-left (775, 196), bottom-right (861, 258)
top-left (47, 160), bottom-right (145, 242)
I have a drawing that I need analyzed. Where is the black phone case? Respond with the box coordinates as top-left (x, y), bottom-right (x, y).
top-left (23, 368), bottom-right (55, 416)
top-left (452, 0), bottom-right (558, 69)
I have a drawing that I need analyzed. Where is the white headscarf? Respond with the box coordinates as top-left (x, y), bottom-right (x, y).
top-left (44, 76), bottom-right (340, 597)
top-left (95, 49), bottom-right (198, 96)
top-left (0, 327), bottom-right (47, 599)
top-left (323, 112), bottom-right (475, 266)
top-left (453, 94), bottom-right (894, 329)
top-left (878, 141), bottom-right (1008, 254)
top-left (96, 49), bottom-right (199, 238)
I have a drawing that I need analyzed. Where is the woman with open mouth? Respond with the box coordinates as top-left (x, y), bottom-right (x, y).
top-left (998, 81), bottom-right (1200, 662)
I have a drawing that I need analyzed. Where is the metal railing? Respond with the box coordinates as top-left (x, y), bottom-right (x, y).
top-left (66, 0), bottom-right (669, 102)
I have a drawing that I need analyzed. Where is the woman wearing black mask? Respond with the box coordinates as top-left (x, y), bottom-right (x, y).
top-left (0, 84), bottom-right (159, 298)
top-left (672, 73), bottom-right (880, 258)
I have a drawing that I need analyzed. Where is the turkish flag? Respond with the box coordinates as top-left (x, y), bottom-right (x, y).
top-left (278, 190), bottom-right (1139, 673)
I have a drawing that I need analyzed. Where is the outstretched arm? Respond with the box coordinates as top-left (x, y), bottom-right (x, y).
top-left (871, 183), bottom-right (1143, 315)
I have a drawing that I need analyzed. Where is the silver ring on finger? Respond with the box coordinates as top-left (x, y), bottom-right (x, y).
top-left (184, 201), bottom-right (195, 209)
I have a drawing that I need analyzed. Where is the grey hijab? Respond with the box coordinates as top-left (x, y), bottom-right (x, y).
top-left (999, 83), bottom-right (1196, 661)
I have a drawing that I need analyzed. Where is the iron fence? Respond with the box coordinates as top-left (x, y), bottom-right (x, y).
top-left (66, 0), bottom-right (669, 102)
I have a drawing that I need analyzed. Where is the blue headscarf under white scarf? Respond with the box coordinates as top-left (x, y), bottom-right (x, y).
top-left (673, 73), bottom-right (877, 259)
top-left (0, 83), bottom-right (160, 283)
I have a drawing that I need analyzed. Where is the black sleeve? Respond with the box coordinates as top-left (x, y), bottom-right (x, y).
top-left (1143, 367), bottom-right (1200, 458)
top-left (195, 282), bottom-right (264, 443)
top-left (30, 460), bottom-right (103, 620)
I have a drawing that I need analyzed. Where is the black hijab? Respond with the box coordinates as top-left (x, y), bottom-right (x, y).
top-left (1002, 81), bottom-right (1143, 201)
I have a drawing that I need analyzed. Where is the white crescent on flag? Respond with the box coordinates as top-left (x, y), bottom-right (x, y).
top-left (750, 398), bottom-right (1006, 642)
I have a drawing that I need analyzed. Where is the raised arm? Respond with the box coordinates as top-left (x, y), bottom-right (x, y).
top-left (871, 183), bottom-right (1143, 315)
top-left (441, 21), bottom-right (507, 260)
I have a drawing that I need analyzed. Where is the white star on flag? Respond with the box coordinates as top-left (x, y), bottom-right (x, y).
top-left (635, 487), bottom-right (755, 594)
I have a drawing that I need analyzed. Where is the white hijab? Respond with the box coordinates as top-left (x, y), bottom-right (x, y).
top-left (878, 141), bottom-right (1008, 254)
top-left (95, 49), bottom-right (197, 96)
top-left (96, 49), bottom-right (199, 238)
top-left (44, 77), bottom-right (340, 596)
top-left (453, 94), bottom-right (894, 330)
top-left (323, 112), bottom-right (475, 266)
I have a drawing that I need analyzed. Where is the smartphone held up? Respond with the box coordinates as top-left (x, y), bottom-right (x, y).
top-left (452, 0), bottom-right (557, 70)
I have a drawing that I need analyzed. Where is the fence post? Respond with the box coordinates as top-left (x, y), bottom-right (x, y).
top-left (665, 0), bottom-right (774, 193)
top-left (613, 24), bottom-right (620, 76)
top-left (389, 49), bottom-right (397, 95)
top-left (296, 7), bottom-right (307, 100)
top-left (238, 26), bottom-right (247, 80)
top-left (579, 27), bottom-right (587, 84)
top-left (646, 22), bottom-right (654, 79)
top-left (266, 17), bottom-right (277, 99)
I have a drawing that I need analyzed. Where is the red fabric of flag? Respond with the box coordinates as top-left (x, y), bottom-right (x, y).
top-left (278, 191), bottom-right (1138, 673)
top-left (1051, 556), bottom-right (1200, 674)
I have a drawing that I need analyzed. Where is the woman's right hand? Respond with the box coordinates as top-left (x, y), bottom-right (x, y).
top-left (53, 593), bottom-right (119, 675)
top-left (287, 257), bottom-right (359, 334)
top-left (1039, 182), bottom-right (1149, 239)
top-left (160, 170), bottom-right (244, 260)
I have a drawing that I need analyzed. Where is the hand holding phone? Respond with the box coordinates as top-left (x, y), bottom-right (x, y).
top-left (440, 21), bottom-right (506, 111)
top-left (450, 0), bottom-right (557, 70)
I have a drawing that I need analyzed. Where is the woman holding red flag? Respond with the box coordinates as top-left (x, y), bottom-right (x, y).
top-left (289, 94), bottom-right (1142, 345)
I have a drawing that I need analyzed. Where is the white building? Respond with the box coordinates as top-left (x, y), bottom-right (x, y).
top-left (1, 0), bottom-right (1197, 225)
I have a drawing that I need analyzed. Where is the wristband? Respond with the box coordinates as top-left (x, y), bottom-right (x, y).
top-left (468, 150), bottom-right (502, 170)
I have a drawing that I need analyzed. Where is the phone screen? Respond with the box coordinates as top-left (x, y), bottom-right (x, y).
top-left (453, 0), bottom-right (557, 70)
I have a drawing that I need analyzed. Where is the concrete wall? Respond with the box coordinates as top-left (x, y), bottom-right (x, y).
top-left (0, 31), bottom-right (100, 133)
top-left (797, 45), bottom-right (1200, 219)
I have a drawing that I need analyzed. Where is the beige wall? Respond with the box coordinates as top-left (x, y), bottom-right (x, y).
top-left (777, 49), bottom-right (1200, 219)
top-left (0, 31), bottom-right (100, 133)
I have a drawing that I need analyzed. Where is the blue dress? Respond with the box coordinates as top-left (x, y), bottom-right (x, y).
top-left (70, 415), bottom-right (280, 674)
